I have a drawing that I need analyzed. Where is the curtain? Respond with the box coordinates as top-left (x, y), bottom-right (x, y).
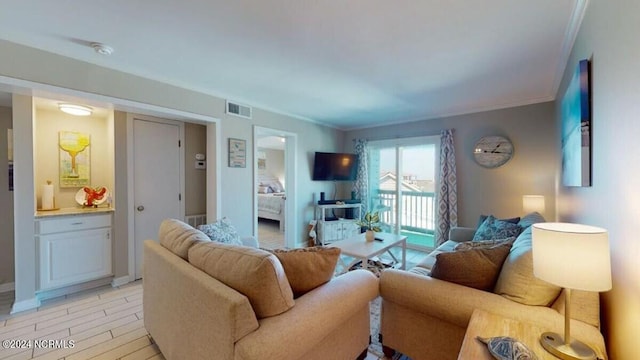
top-left (436, 129), bottom-right (458, 246)
top-left (352, 139), bottom-right (369, 215)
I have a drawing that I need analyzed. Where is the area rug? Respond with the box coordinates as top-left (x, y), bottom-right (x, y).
top-left (350, 259), bottom-right (392, 277)
top-left (369, 297), bottom-right (412, 360)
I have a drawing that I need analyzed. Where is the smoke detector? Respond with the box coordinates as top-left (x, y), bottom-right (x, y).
top-left (90, 42), bottom-right (114, 55)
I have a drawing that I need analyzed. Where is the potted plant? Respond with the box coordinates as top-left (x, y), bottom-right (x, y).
top-left (357, 211), bottom-right (382, 242)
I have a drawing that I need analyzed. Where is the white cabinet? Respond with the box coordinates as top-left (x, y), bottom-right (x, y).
top-left (316, 203), bottom-right (361, 245)
top-left (36, 213), bottom-right (112, 290)
top-left (318, 220), bottom-right (360, 244)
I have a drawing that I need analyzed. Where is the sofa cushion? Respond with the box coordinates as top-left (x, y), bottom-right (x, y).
top-left (454, 237), bottom-right (515, 251)
top-left (476, 215), bottom-right (520, 229)
top-left (430, 243), bottom-right (512, 291)
top-left (159, 218), bottom-right (211, 260)
top-left (473, 215), bottom-right (523, 241)
top-left (517, 212), bottom-right (546, 229)
top-left (493, 226), bottom-right (562, 306)
top-left (197, 218), bottom-right (243, 246)
top-left (188, 241), bottom-right (295, 319)
top-left (267, 247), bottom-right (341, 297)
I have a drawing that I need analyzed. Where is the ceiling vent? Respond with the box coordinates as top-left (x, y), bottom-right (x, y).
top-left (226, 101), bottom-right (252, 119)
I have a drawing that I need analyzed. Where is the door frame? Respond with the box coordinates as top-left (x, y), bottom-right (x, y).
top-left (127, 113), bottom-right (186, 280)
top-left (253, 126), bottom-right (297, 248)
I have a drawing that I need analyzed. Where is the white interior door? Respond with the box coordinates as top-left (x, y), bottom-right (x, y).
top-left (133, 118), bottom-right (182, 279)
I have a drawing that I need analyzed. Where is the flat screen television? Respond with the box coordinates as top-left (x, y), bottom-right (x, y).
top-left (312, 152), bottom-right (359, 181)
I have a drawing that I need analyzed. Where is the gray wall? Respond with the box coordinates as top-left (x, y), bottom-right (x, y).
top-left (345, 102), bottom-right (558, 227)
top-left (221, 108), bottom-right (343, 242)
top-left (556, 2), bottom-right (640, 358)
top-left (0, 40), bottom-right (343, 304)
top-left (184, 123), bottom-right (207, 216)
top-left (0, 106), bottom-right (14, 286)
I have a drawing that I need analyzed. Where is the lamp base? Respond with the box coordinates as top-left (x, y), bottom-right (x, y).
top-left (540, 332), bottom-right (597, 360)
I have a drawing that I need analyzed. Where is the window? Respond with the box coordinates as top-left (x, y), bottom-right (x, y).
top-left (367, 136), bottom-right (439, 250)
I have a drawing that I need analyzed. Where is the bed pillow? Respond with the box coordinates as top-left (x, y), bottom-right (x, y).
top-left (266, 247), bottom-right (341, 297)
top-left (197, 218), bottom-right (243, 246)
top-left (473, 215), bottom-right (523, 241)
top-left (269, 180), bottom-right (285, 193)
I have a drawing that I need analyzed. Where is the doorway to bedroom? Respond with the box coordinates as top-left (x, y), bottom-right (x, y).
top-left (254, 127), bottom-right (297, 250)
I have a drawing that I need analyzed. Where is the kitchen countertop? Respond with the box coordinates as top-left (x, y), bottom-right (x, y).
top-left (35, 207), bottom-right (115, 218)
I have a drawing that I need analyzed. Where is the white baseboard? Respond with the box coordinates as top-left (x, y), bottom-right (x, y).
top-left (111, 276), bottom-right (131, 288)
top-left (11, 297), bottom-right (40, 314)
top-left (37, 277), bottom-right (114, 302)
top-left (0, 282), bottom-right (15, 293)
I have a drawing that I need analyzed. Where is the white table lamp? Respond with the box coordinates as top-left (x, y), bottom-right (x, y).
top-left (523, 195), bottom-right (545, 215)
top-left (532, 223), bottom-right (611, 360)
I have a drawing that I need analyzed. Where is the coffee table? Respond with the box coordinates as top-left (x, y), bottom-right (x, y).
top-left (331, 232), bottom-right (407, 274)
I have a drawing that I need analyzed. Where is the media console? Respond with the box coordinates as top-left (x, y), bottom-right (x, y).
top-left (315, 203), bottom-right (362, 245)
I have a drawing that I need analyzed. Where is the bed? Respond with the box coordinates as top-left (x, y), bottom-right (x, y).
top-left (257, 175), bottom-right (285, 231)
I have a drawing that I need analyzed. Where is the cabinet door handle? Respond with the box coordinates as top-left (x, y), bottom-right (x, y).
top-left (71, 222), bottom-right (83, 225)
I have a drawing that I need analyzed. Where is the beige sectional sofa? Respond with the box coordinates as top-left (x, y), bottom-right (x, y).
top-left (379, 213), bottom-right (608, 360)
top-left (143, 219), bottom-right (379, 360)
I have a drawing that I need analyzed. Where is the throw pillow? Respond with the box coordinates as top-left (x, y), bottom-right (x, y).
top-left (197, 218), bottom-right (243, 246)
top-left (493, 226), bottom-right (562, 306)
top-left (476, 215), bottom-right (521, 229)
top-left (473, 215), bottom-right (523, 241)
top-left (430, 243), bottom-right (512, 291)
top-left (517, 212), bottom-right (546, 229)
top-left (454, 237), bottom-right (515, 251)
top-left (267, 247), bottom-right (341, 297)
top-left (258, 186), bottom-right (271, 194)
top-left (188, 241), bottom-right (295, 319)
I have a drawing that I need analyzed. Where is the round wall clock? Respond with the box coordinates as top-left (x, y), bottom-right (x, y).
top-left (473, 136), bottom-right (514, 168)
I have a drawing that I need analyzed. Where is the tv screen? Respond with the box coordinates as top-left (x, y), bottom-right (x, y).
top-left (312, 152), bottom-right (359, 181)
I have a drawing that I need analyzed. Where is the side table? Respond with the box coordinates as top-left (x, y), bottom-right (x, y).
top-left (458, 309), bottom-right (606, 360)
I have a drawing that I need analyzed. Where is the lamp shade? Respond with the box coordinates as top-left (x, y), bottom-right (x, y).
top-left (522, 195), bottom-right (545, 214)
top-left (532, 222), bottom-right (612, 292)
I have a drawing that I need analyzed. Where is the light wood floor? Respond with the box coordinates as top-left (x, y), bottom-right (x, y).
top-left (257, 218), bottom-right (285, 249)
top-left (0, 282), bottom-right (162, 360)
top-left (0, 281), bottom-right (393, 360)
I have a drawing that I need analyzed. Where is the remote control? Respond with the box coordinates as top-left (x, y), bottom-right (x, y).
top-left (374, 237), bottom-right (384, 242)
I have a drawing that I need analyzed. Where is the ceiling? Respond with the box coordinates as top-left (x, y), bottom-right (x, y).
top-left (0, 1), bottom-right (584, 129)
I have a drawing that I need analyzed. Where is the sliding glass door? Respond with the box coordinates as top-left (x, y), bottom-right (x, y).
top-left (367, 136), bottom-right (439, 250)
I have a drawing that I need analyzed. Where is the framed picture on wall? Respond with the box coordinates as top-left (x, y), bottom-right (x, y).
top-left (59, 131), bottom-right (91, 187)
top-left (228, 138), bottom-right (246, 168)
top-left (561, 59), bottom-right (591, 187)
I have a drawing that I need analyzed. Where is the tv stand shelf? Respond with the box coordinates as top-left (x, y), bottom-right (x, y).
top-left (316, 203), bottom-right (361, 246)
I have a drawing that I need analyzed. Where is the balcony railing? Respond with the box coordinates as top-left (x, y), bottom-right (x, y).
top-left (376, 189), bottom-right (436, 235)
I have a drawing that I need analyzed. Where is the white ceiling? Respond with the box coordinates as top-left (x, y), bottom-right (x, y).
top-left (0, 1), bottom-right (584, 129)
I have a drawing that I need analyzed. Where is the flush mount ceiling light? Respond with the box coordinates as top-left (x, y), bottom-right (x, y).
top-left (90, 42), bottom-right (114, 55)
top-left (58, 103), bottom-right (93, 116)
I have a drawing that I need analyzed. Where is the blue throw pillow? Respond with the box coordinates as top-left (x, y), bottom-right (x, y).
top-left (473, 215), bottom-right (523, 241)
top-left (517, 212), bottom-right (546, 229)
top-left (197, 218), bottom-right (243, 246)
top-left (477, 214), bottom-right (521, 229)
